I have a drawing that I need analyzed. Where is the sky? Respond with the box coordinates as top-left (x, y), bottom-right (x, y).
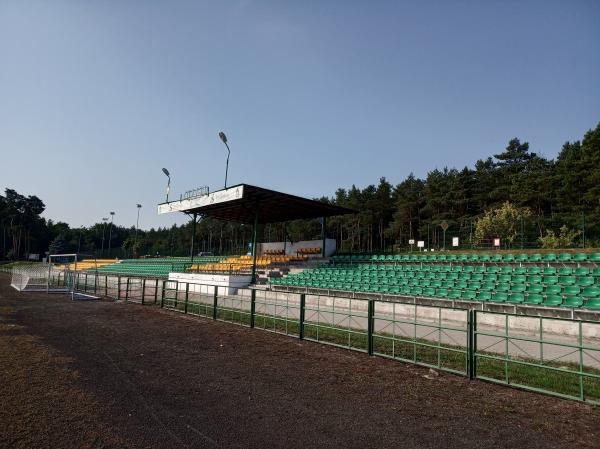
top-left (1, 0), bottom-right (599, 230)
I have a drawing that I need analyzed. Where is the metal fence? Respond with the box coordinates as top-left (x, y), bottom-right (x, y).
top-left (67, 272), bottom-right (600, 405)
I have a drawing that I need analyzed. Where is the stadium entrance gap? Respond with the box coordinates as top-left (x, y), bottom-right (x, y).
top-left (157, 184), bottom-right (355, 283)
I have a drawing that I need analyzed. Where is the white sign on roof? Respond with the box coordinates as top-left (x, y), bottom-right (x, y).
top-left (157, 185), bottom-right (244, 214)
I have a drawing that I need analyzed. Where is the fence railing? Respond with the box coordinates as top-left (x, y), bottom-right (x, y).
top-left (68, 272), bottom-right (600, 405)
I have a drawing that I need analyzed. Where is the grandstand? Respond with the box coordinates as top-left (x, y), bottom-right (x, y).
top-left (190, 254), bottom-right (307, 273)
top-left (91, 256), bottom-right (225, 278)
top-left (271, 252), bottom-right (600, 309)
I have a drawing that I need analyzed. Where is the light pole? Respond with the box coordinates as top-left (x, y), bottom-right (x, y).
top-left (108, 212), bottom-right (115, 258)
top-left (134, 204), bottom-right (142, 257)
top-left (101, 218), bottom-right (108, 256)
top-left (218, 131), bottom-right (231, 189)
top-left (162, 168), bottom-right (171, 202)
top-left (77, 226), bottom-right (84, 254)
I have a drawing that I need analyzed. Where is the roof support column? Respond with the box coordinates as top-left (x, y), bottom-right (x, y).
top-left (190, 212), bottom-right (197, 266)
top-left (321, 216), bottom-right (327, 258)
top-left (251, 207), bottom-right (259, 284)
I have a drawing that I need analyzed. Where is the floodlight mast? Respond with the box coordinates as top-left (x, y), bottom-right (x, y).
top-left (162, 168), bottom-right (171, 202)
top-left (219, 132), bottom-right (230, 189)
top-left (135, 204), bottom-right (142, 253)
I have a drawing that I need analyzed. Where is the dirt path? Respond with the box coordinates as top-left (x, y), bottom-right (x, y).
top-left (0, 273), bottom-right (598, 449)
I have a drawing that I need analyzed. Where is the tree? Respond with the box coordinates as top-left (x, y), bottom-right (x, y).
top-left (48, 234), bottom-right (66, 254)
top-left (474, 202), bottom-right (532, 247)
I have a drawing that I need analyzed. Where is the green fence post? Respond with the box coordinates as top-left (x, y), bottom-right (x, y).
top-left (125, 278), bottom-right (130, 301)
top-left (299, 293), bottom-right (306, 339)
top-left (184, 283), bottom-right (189, 314)
top-left (94, 273), bottom-right (98, 295)
top-left (84, 273), bottom-right (88, 293)
top-left (141, 278), bottom-right (146, 305)
top-left (250, 289), bottom-right (256, 328)
top-left (367, 299), bottom-right (374, 355)
top-left (213, 286), bottom-right (218, 320)
top-left (160, 281), bottom-right (165, 308)
top-left (174, 281), bottom-right (179, 308)
top-left (471, 310), bottom-right (477, 379)
top-left (105, 275), bottom-right (108, 297)
top-left (468, 309), bottom-right (474, 379)
top-left (117, 276), bottom-right (121, 300)
top-left (154, 279), bottom-right (159, 304)
top-left (579, 320), bottom-right (585, 401)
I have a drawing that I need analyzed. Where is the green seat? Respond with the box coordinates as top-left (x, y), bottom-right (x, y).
top-left (501, 266), bottom-right (513, 274)
top-left (585, 298), bottom-right (600, 310)
top-left (516, 254), bottom-right (529, 262)
top-left (558, 253), bottom-right (572, 262)
top-left (558, 267), bottom-right (573, 275)
top-left (589, 253), bottom-right (600, 263)
top-left (459, 273), bottom-right (472, 281)
top-left (527, 284), bottom-right (544, 294)
top-left (513, 267), bottom-right (526, 276)
top-left (573, 253), bottom-right (588, 263)
top-left (503, 254), bottom-right (515, 262)
top-left (401, 286), bottom-right (412, 295)
top-left (529, 253), bottom-right (542, 262)
top-left (575, 267), bottom-right (590, 276)
top-left (513, 274), bottom-right (527, 283)
top-left (577, 277), bottom-right (595, 287)
top-left (524, 293), bottom-right (544, 305)
top-left (435, 288), bottom-right (449, 298)
top-left (559, 275), bottom-right (576, 286)
top-left (492, 292), bottom-right (508, 302)
top-left (507, 293), bottom-right (525, 304)
top-left (496, 283), bottom-right (510, 292)
top-left (486, 266), bottom-right (500, 274)
top-left (498, 274), bottom-right (512, 283)
top-left (481, 282), bottom-right (496, 291)
top-left (447, 255), bottom-right (458, 262)
top-left (423, 287), bottom-right (436, 297)
top-left (527, 275), bottom-right (542, 284)
top-left (476, 291), bottom-right (492, 301)
top-left (582, 286), bottom-right (600, 298)
top-left (562, 296), bottom-right (583, 308)
top-left (527, 266), bottom-right (541, 275)
top-left (593, 267), bottom-right (600, 277)
top-left (543, 275), bottom-right (559, 285)
top-left (543, 295), bottom-right (563, 306)
top-left (471, 273), bottom-right (484, 281)
top-left (491, 254), bottom-right (503, 263)
top-left (564, 285), bottom-right (581, 296)
top-left (410, 287), bottom-right (423, 296)
top-left (483, 272), bottom-right (498, 281)
top-left (543, 253), bottom-right (557, 262)
top-left (545, 285), bottom-right (562, 295)
top-left (442, 280), bottom-right (455, 289)
top-left (448, 289), bottom-right (461, 299)
top-left (510, 283), bottom-right (526, 293)
top-left (479, 254), bottom-right (491, 262)
top-left (461, 290), bottom-right (477, 300)
top-left (468, 281), bottom-right (482, 290)
top-left (455, 280), bottom-right (468, 289)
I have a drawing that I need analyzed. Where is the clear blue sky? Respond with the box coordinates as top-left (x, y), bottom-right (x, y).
top-left (1, 0), bottom-right (599, 230)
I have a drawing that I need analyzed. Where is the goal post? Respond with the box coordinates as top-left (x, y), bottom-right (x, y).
top-left (10, 254), bottom-right (99, 300)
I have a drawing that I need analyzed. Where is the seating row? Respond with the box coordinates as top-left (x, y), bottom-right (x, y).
top-left (332, 252), bottom-right (600, 263)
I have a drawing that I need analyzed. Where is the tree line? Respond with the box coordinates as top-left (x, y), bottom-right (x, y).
top-left (1, 122), bottom-right (599, 260)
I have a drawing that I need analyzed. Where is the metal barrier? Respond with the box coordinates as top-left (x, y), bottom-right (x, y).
top-left (303, 294), bottom-right (370, 352)
top-left (70, 273), bottom-right (600, 405)
top-left (473, 311), bottom-right (600, 404)
top-left (372, 302), bottom-right (469, 375)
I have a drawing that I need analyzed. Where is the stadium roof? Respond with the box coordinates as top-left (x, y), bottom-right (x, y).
top-left (157, 184), bottom-right (355, 224)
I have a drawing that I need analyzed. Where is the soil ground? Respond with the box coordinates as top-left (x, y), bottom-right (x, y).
top-left (0, 272), bottom-right (598, 449)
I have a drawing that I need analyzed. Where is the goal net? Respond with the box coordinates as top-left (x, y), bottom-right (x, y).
top-left (10, 263), bottom-right (53, 292)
